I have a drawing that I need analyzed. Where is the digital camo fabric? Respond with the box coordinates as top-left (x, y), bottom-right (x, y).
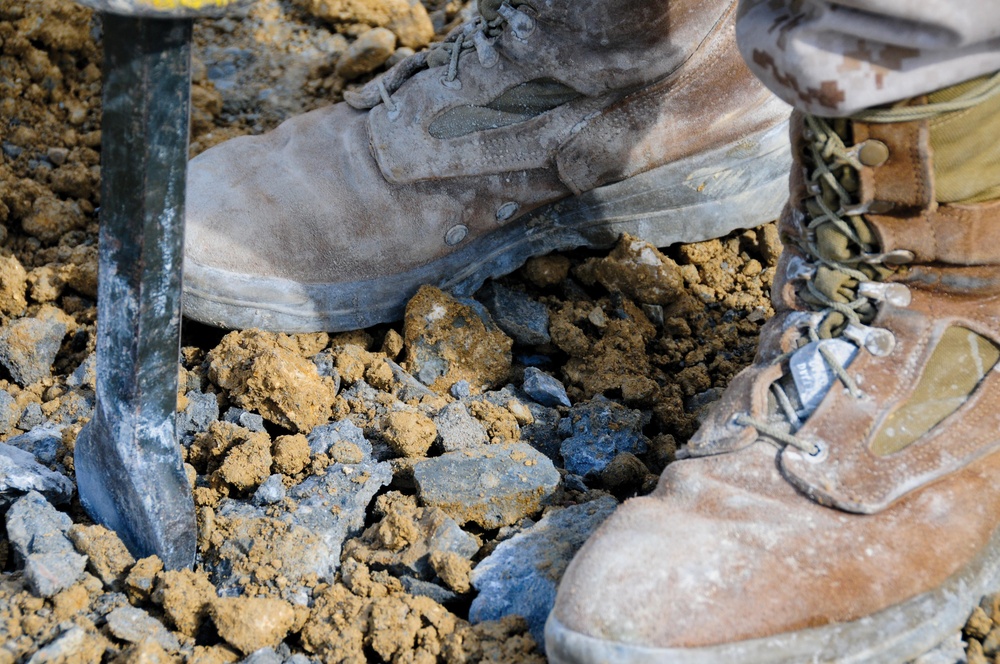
top-left (735, 0), bottom-right (1000, 115)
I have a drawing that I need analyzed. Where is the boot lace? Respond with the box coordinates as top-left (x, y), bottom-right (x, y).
top-left (735, 114), bottom-right (911, 456)
top-left (736, 74), bottom-right (1000, 456)
top-left (346, 0), bottom-right (536, 115)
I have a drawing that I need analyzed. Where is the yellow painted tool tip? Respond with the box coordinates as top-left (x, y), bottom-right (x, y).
top-left (74, 0), bottom-right (253, 18)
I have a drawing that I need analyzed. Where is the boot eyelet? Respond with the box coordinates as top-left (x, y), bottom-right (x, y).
top-left (843, 323), bottom-right (896, 357)
top-left (867, 200), bottom-right (895, 214)
top-left (440, 76), bottom-right (462, 90)
top-left (473, 31), bottom-right (500, 68)
top-left (496, 201), bottom-right (519, 222)
top-left (497, 3), bottom-right (536, 40)
top-left (803, 440), bottom-right (827, 463)
top-left (445, 224), bottom-right (469, 246)
top-left (857, 140), bottom-right (889, 167)
top-left (857, 281), bottom-right (911, 308)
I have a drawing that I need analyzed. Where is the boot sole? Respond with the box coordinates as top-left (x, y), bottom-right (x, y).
top-left (184, 120), bottom-right (791, 332)
top-left (544, 518), bottom-right (1000, 664)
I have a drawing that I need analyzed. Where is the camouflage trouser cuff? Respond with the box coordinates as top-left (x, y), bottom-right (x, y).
top-left (735, 0), bottom-right (1000, 116)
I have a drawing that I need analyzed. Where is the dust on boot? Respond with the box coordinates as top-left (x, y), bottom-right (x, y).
top-left (183, 0), bottom-right (790, 333)
top-left (546, 77), bottom-right (1000, 663)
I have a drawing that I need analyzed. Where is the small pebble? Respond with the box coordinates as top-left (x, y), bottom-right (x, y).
top-left (222, 407), bottom-right (265, 432)
top-left (252, 474), bottom-right (286, 506)
top-left (47, 147), bottom-right (69, 166)
top-left (522, 367), bottom-right (571, 408)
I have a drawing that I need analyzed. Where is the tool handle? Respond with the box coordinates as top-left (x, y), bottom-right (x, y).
top-left (73, 0), bottom-right (253, 18)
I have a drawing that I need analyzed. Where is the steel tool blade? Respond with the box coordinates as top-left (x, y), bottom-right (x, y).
top-left (74, 16), bottom-right (197, 570)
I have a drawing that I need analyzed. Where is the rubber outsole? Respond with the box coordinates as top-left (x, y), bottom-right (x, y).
top-left (544, 518), bottom-right (1000, 664)
top-left (183, 120), bottom-right (792, 332)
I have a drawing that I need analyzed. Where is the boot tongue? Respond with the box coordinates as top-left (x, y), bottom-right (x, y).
top-left (788, 338), bottom-right (859, 417)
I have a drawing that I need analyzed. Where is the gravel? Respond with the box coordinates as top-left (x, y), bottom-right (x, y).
top-left (0, 1), bottom-right (987, 661)
top-left (106, 605), bottom-right (180, 652)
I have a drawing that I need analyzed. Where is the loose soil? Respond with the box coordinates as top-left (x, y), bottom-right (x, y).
top-left (0, 1), bottom-right (992, 662)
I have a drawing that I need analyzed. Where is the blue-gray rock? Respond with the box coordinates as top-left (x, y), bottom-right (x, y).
top-left (17, 402), bottom-right (44, 430)
top-left (285, 655), bottom-right (317, 664)
top-left (45, 389), bottom-right (93, 427)
top-left (449, 380), bottom-right (471, 399)
top-left (6, 491), bottom-right (87, 597)
top-left (307, 419), bottom-right (371, 457)
top-left (413, 443), bottom-right (559, 529)
top-left (401, 575), bottom-right (457, 604)
top-left (214, 456), bottom-right (393, 594)
top-left (0, 390), bottom-right (18, 434)
top-left (479, 283), bottom-right (551, 347)
top-left (90, 591), bottom-right (129, 619)
top-left (311, 351), bottom-right (342, 394)
top-left (7, 426), bottom-right (62, 465)
top-left (469, 496), bottom-right (618, 649)
top-left (241, 647), bottom-right (283, 664)
top-left (387, 358), bottom-right (436, 401)
top-left (66, 353), bottom-right (96, 389)
top-left (0, 314), bottom-right (67, 386)
top-left (433, 401), bottom-right (488, 452)
top-left (106, 605), bottom-right (180, 652)
top-left (223, 407), bottom-right (266, 433)
top-left (25, 627), bottom-right (92, 661)
top-left (559, 397), bottom-right (649, 477)
top-left (178, 390), bottom-right (219, 436)
top-left (522, 368), bottom-right (571, 408)
top-left (2, 141), bottom-right (23, 158)
top-left (642, 303), bottom-right (665, 327)
top-left (252, 474), bottom-right (286, 506)
top-left (0, 443), bottom-right (74, 509)
top-left (516, 353), bottom-right (554, 368)
top-left (284, 458), bottom-right (392, 568)
top-left (520, 400), bottom-right (562, 461)
top-left (563, 474), bottom-right (588, 493)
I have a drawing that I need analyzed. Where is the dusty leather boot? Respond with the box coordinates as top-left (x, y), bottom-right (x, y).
top-left (546, 79), bottom-right (1000, 663)
top-left (183, 0), bottom-right (790, 332)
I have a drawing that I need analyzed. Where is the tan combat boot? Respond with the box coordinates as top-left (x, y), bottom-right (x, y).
top-left (546, 77), bottom-right (1000, 663)
top-left (183, 0), bottom-right (790, 332)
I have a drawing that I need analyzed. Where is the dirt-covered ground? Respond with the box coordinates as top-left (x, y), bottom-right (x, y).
top-left (0, 1), bottom-right (996, 662)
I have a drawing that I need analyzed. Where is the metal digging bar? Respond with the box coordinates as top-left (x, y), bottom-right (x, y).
top-left (73, 1), bottom-right (251, 570)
